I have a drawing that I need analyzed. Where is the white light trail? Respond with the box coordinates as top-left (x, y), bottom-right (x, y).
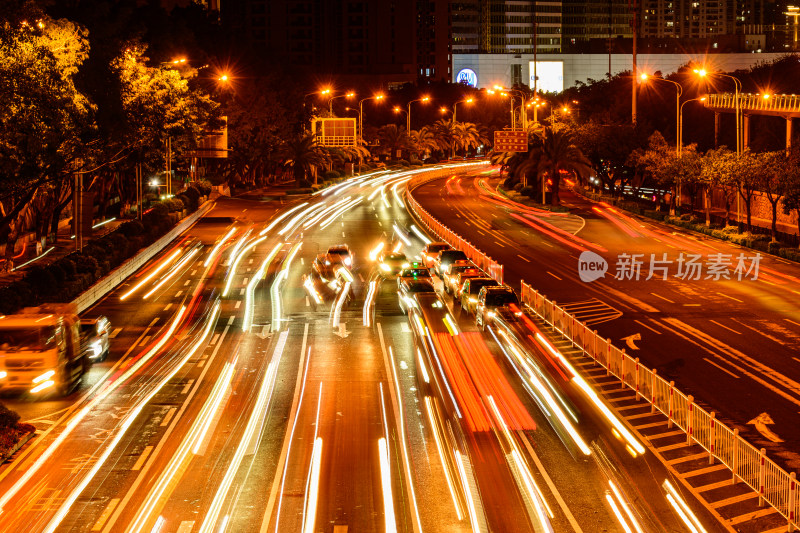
top-left (378, 438), bottom-right (398, 533)
top-left (454, 450), bottom-right (481, 533)
top-left (303, 196), bottom-right (352, 229)
top-left (143, 247), bottom-right (200, 300)
top-left (363, 281), bottom-right (378, 326)
top-left (369, 241), bottom-right (385, 261)
top-left (424, 397), bottom-right (463, 520)
top-left (663, 480), bottom-right (706, 533)
top-left (331, 281), bottom-right (351, 326)
top-left (43, 303), bottom-right (218, 533)
top-left (609, 480), bottom-right (644, 533)
top-left (120, 248), bottom-right (182, 300)
top-left (199, 331), bottom-right (290, 533)
top-left (416, 349), bottom-right (430, 383)
top-left (301, 438), bottom-right (323, 533)
top-left (393, 224), bottom-right (412, 246)
top-left (319, 197), bottom-right (362, 229)
top-left (410, 225), bottom-right (431, 245)
top-left (278, 204), bottom-right (320, 236)
top-left (261, 202), bottom-right (308, 235)
top-left (606, 493), bottom-right (633, 533)
top-left (222, 235), bottom-right (266, 297)
top-left (204, 227), bottom-right (237, 267)
top-left (303, 277), bottom-right (322, 304)
top-left (243, 243), bottom-right (283, 332)
top-left (270, 268), bottom-right (288, 333)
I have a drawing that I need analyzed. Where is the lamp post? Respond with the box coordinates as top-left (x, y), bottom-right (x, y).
top-left (695, 69), bottom-right (742, 155)
top-left (329, 91), bottom-right (355, 115)
top-left (358, 94), bottom-right (384, 174)
top-left (494, 86), bottom-right (529, 129)
top-left (640, 74), bottom-right (683, 156)
top-left (407, 96), bottom-right (430, 132)
top-left (452, 98), bottom-right (473, 123)
top-left (679, 96), bottom-right (707, 152)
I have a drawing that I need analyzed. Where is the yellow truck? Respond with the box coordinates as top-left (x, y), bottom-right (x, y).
top-left (0, 304), bottom-right (91, 396)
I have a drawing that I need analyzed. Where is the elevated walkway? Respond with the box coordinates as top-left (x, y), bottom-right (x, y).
top-left (704, 93), bottom-right (798, 151)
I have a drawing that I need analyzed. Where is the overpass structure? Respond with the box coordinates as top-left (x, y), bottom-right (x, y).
top-left (704, 93), bottom-right (800, 152)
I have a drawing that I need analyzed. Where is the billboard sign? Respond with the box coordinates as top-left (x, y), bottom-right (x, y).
top-left (494, 130), bottom-right (528, 152)
top-left (456, 68), bottom-right (478, 87)
top-left (529, 61), bottom-right (564, 93)
top-left (312, 118), bottom-right (357, 147)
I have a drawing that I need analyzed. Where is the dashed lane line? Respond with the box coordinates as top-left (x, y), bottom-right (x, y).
top-left (708, 320), bottom-right (742, 335)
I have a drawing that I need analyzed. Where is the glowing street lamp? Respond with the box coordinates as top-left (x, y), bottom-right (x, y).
top-left (695, 68), bottom-right (742, 155)
top-left (329, 91), bottom-right (356, 115)
top-left (407, 96), bottom-right (430, 132)
top-left (640, 73), bottom-right (683, 156)
top-left (453, 98), bottom-right (473, 123)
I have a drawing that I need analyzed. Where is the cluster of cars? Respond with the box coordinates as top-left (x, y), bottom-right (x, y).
top-left (312, 244), bottom-right (354, 284)
top-left (399, 241), bottom-right (521, 329)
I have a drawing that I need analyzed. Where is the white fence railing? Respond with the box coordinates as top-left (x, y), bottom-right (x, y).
top-left (405, 162), bottom-right (504, 285)
top-left (520, 280), bottom-right (799, 530)
top-left (72, 201), bottom-right (214, 313)
top-left (406, 165), bottom-right (799, 531)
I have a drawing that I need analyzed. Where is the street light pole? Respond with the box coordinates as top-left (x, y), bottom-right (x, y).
top-left (452, 98), bottom-right (473, 123)
top-left (407, 96), bottom-right (430, 133)
top-left (329, 92), bottom-right (355, 116)
top-left (358, 94), bottom-right (384, 173)
top-left (641, 75), bottom-right (683, 156)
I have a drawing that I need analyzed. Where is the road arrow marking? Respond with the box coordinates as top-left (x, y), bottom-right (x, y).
top-left (257, 324), bottom-right (272, 340)
top-left (621, 333), bottom-right (641, 351)
top-left (334, 322), bottom-right (350, 338)
top-left (748, 412), bottom-right (783, 442)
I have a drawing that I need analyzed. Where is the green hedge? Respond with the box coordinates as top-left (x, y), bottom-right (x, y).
top-left (0, 189), bottom-right (209, 315)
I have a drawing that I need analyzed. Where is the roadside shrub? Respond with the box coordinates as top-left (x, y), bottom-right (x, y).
top-left (119, 220), bottom-right (144, 238)
top-left (520, 186), bottom-right (534, 197)
top-left (324, 170), bottom-right (340, 181)
top-left (0, 404), bottom-right (20, 429)
top-left (779, 248), bottom-right (800, 262)
top-left (286, 188), bottom-right (314, 195)
top-left (24, 266), bottom-right (56, 302)
top-left (175, 194), bottom-right (192, 213)
top-left (55, 258), bottom-right (76, 279)
top-left (396, 159), bottom-right (410, 167)
top-left (296, 179), bottom-right (311, 188)
top-left (513, 183), bottom-right (523, 192)
top-left (722, 225), bottom-right (739, 234)
top-left (170, 197), bottom-right (185, 213)
top-left (643, 209), bottom-right (665, 221)
top-left (768, 241), bottom-right (781, 255)
top-left (425, 156), bottom-right (439, 164)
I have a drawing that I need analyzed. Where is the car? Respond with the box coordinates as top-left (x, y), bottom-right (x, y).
top-left (397, 263), bottom-right (432, 288)
top-left (420, 242), bottom-right (451, 269)
top-left (313, 252), bottom-right (346, 282)
top-left (326, 244), bottom-right (353, 267)
top-left (452, 269), bottom-right (487, 299)
top-left (81, 315), bottom-right (110, 362)
top-left (442, 262), bottom-right (479, 294)
top-left (475, 286), bottom-right (520, 330)
top-left (459, 277), bottom-right (499, 313)
top-left (398, 278), bottom-right (436, 313)
top-left (378, 252), bottom-right (409, 277)
top-left (434, 249), bottom-right (468, 277)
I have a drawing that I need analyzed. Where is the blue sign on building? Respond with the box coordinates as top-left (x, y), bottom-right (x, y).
top-left (456, 68), bottom-right (478, 87)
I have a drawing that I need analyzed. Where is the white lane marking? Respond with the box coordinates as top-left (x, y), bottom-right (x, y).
top-left (243, 277), bottom-right (249, 285)
top-left (708, 319), bottom-right (741, 335)
top-left (306, 296), bottom-right (310, 307)
top-left (300, 257), bottom-right (304, 265)
top-left (160, 407), bottom-right (177, 428)
top-left (91, 498), bottom-right (120, 531)
top-left (249, 258), bottom-right (254, 264)
top-left (177, 521), bottom-right (194, 533)
top-left (546, 271), bottom-right (562, 281)
top-left (235, 301), bottom-right (241, 309)
top-left (175, 290), bottom-right (183, 297)
top-left (191, 270), bottom-right (197, 276)
top-left (130, 446), bottom-right (153, 471)
top-left (716, 292), bottom-right (743, 303)
top-left (109, 328), bottom-right (122, 339)
top-left (540, 241), bottom-right (554, 248)
top-left (649, 292), bottom-right (675, 304)
top-left (184, 280), bottom-right (190, 286)
top-left (343, 231), bottom-right (346, 238)
top-left (181, 380), bottom-right (195, 394)
top-left (703, 358), bottom-right (740, 379)
top-left (261, 323), bottom-right (310, 532)
top-left (785, 318), bottom-right (800, 328)
top-left (240, 288), bottom-right (245, 296)
top-left (519, 432), bottom-right (584, 532)
top-left (210, 333), bottom-right (220, 345)
top-left (633, 319), bottom-right (662, 335)
top-left (148, 318), bottom-right (159, 327)
top-left (517, 254), bottom-right (531, 263)
top-left (138, 336), bottom-right (151, 347)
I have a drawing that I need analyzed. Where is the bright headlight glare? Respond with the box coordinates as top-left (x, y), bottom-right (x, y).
top-left (380, 263), bottom-right (391, 272)
top-left (33, 369), bottom-right (55, 384)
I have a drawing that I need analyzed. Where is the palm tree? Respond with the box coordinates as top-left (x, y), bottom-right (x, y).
top-left (378, 124), bottom-right (411, 160)
top-left (534, 127), bottom-right (593, 206)
top-left (279, 133), bottom-right (330, 185)
top-left (432, 119), bottom-right (458, 158)
top-left (408, 126), bottom-right (438, 160)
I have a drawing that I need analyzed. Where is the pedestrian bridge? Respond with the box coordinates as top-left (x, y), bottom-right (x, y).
top-left (705, 93), bottom-right (800, 118)
top-left (703, 93), bottom-right (798, 150)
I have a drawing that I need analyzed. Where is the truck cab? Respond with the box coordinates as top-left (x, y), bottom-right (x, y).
top-left (0, 306), bottom-right (90, 396)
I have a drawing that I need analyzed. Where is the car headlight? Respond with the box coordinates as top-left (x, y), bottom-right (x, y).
top-left (380, 263), bottom-right (391, 272)
top-left (325, 260), bottom-right (331, 265)
top-left (487, 311), bottom-right (496, 318)
top-left (32, 369), bottom-right (56, 384)
top-left (402, 262), bottom-right (410, 268)
top-left (345, 257), bottom-right (352, 266)
top-left (469, 297), bottom-right (478, 303)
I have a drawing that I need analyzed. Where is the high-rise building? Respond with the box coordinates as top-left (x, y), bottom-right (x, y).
top-left (221, 0), bottom-right (450, 84)
top-left (452, 0), bottom-right (562, 54)
top-left (561, 0), bottom-right (633, 52)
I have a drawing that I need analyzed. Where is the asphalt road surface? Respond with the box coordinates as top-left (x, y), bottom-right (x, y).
top-left (0, 167), bottom-right (731, 533)
top-left (412, 170), bottom-right (800, 472)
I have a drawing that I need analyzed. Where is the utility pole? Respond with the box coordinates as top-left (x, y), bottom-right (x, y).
top-left (532, 1), bottom-right (538, 96)
top-left (631, 0), bottom-right (638, 125)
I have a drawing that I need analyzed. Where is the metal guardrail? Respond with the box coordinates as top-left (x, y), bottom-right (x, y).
top-left (706, 92), bottom-right (800, 114)
top-left (519, 281), bottom-right (798, 530)
top-left (405, 165), bottom-right (799, 531)
top-left (404, 162), bottom-right (504, 284)
top-left (71, 201), bottom-right (214, 313)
